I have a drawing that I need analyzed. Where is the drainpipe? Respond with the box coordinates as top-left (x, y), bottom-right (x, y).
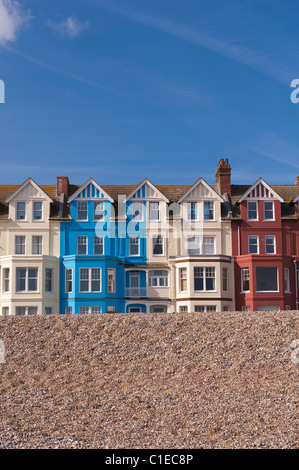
top-left (238, 223), bottom-right (240, 256)
top-left (294, 259), bottom-right (298, 310)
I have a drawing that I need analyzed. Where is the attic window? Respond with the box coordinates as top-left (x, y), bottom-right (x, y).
top-left (16, 202), bottom-right (26, 220)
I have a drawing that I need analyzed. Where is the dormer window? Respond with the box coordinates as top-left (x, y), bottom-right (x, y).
top-left (132, 202), bottom-right (143, 221)
top-left (247, 201), bottom-right (257, 220)
top-left (16, 202), bottom-right (26, 220)
top-left (188, 202), bottom-right (197, 220)
top-left (77, 201), bottom-right (88, 221)
top-left (149, 202), bottom-right (160, 221)
top-left (204, 201), bottom-right (214, 220)
top-left (264, 201), bottom-right (274, 220)
top-left (33, 202), bottom-right (43, 220)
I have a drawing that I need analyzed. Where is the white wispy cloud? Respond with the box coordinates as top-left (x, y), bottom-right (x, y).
top-left (250, 133), bottom-right (299, 170)
top-left (93, 1), bottom-right (293, 84)
top-left (0, 0), bottom-right (31, 44)
top-left (47, 16), bottom-right (89, 38)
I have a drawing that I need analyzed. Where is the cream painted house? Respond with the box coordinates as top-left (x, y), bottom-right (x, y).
top-left (0, 178), bottom-right (63, 316)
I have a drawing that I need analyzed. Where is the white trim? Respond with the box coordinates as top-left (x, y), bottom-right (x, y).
top-left (178, 177), bottom-right (224, 203)
top-left (68, 177), bottom-right (114, 203)
top-left (248, 235), bottom-right (259, 254)
top-left (126, 178), bottom-right (169, 202)
top-left (265, 235), bottom-right (276, 254)
top-left (79, 267), bottom-right (102, 293)
top-left (6, 178), bottom-right (52, 203)
top-left (238, 178), bottom-right (283, 203)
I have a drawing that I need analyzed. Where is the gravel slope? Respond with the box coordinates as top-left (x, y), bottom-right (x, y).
top-left (0, 312), bottom-right (298, 449)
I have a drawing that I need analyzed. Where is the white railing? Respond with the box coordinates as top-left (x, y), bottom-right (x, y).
top-left (125, 287), bottom-right (147, 298)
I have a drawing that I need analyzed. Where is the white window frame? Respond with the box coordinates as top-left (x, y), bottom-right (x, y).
top-left (16, 306), bottom-right (38, 316)
top-left (77, 201), bottom-right (88, 221)
top-left (15, 235), bottom-right (26, 255)
top-left (32, 235), bottom-right (43, 255)
top-left (16, 267), bottom-right (38, 293)
top-left (265, 235), bottom-right (276, 254)
top-left (264, 201), bottom-right (274, 221)
top-left (248, 235), bottom-right (259, 254)
top-left (108, 268), bottom-right (116, 293)
top-left (65, 306), bottom-right (72, 314)
top-left (131, 202), bottom-right (143, 221)
top-left (93, 201), bottom-right (105, 221)
top-left (45, 307), bottom-right (53, 315)
top-left (148, 270), bottom-right (169, 288)
top-left (247, 201), bottom-right (258, 221)
top-left (241, 267), bottom-right (250, 293)
top-left (3, 268), bottom-right (9, 293)
top-left (129, 236), bottom-right (140, 256)
top-left (79, 306), bottom-right (102, 314)
top-left (65, 268), bottom-right (73, 293)
top-left (94, 235), bottom-right (104, 255)
top-left (284, 268), bottom-right (290, 293)
top-left (179, 305), bottom-right (188, 313)
top-left (2, 307), bottom-right (9, 316)
top-left (152, 235), bottom-right (164, 256)
top-left (256, 267), bottom-right (279, 293)
top-left (187, 202), bottom-right (198, 221)
top-left (77, 235), bottom-right (88, 255)
top-left (45, 268), bottom-right (53, 293)
top-left (33, 201), bottom-right (43, 221)
top-left (149, 202), bottom-right (160, 221)
top-left (194, 305), bottom-right (217, 313)
top-left (16, 201), bottom-right (26, 220)
top-left (222, 267), bottom-right (229, 292)
top-left (187, 236), bottom-right (215, 255)
top-left (79, 267), bottom-right (101, 293)
top-left (179, 267), bottom-right (187, 292)
top-left (194, 267), bottom-right (216, 292)
top-left (204, 201), bottom-right (215, 221)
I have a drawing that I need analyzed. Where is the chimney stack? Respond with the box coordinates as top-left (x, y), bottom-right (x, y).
top-left (215, 158), bottom-right (231, 196)
top-left (56, 176), bottom-right (69, 198)
top-left (295, 176), bottom-right (299, 185)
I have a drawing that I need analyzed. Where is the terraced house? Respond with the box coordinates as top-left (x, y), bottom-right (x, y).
top-left (1, 159), bottom-right (299, 315)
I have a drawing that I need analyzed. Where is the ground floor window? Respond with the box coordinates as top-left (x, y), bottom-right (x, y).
top-left (150, 305), bottom-right (167, 313)
top-left (107, 306), bottom-right (115, 312)
top-left (194, 305), bottom-right (216, 313)
top-left (16, 307), bottom-right (38, 315)
top-left (65, 306), bottom-right (72, 314)
top-left (2, 307), bottom-right (9, 316)
top-left (257, 305), bottom-right (280, 311)
top-left (179, 305), bottom-right (188, 313)
top-left (45, 307), bottom-right (53, 314)
top-left (129, 307), bottom-right (141, 313)
top-left (242, 306), bottom-right (250, 312)
top-left (79, 306), bottom-right (102, 314)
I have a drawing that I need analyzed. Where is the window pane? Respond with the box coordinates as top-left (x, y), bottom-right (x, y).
top-left (265, 236), bottom-right (275, 254)
top-left (33, 202), bottom-right (43, 220)
top-left (188, 202), bottom-right (197, 220)
top-left (256, 267), bottom-right (278, 291)
top-left (264, 201), bottom-right (274, 220)
top-left (94, 202), bottom-right (104, 220)
top-left (149, 202), bottom-right (159, 220)
top-left (16, 202), bottom-right (26, 220)
top-left (77, 201), bottom-right (88, 220)
top-left (153, 236), bottom-right (163, 255)
top-left (77, 235), bottom-right (87, 254)
top-left (32, 236), bottom-right (42, 255)
top-left (204, 201), bottom-right (214, 220)
top-left (94, 236), bottom-right (104, 254)
top-left (187, 236), bottom-right (200, 255)
top-left (132, 202), bottom-right (143, 221)
top-left (15, 236), bottom-right (25, 254)
top-left (248, 236), bottom-right (258, 254)
top-left (129, 236), bottom-right (139, 255)
top-left (247, 201), bottom-right (257, 220)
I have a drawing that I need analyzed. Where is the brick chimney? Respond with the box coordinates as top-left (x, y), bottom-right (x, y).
top-left (56, 176), bottom-right (69, 198)
top-left (295, 176), bottom-right (299, 185)
top-left (215, 158), bottom-right (231, 196)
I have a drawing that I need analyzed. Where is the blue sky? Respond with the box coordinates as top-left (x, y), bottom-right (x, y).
top-left (0, 0), bottom-right (299, 186)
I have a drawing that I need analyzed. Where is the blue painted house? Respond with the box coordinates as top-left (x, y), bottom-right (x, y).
top-left (60, 178), bottom-right (125, 314)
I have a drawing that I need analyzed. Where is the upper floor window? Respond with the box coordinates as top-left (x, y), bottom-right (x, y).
top-left (16, 202), bottom-right (26, 220)
top-left (152, 235), bottom-right (164, 256)
top-left (94, 201), bottom-right (104, 221)
top-left (132, 202), bottom-right (143, 221)
top-left (16, 268), bottom-right (38, 292)
top-left (149, 202), bottom-right (160, 221)
top-left (179, 267), bottom-right (187, 292)
top-left (108, 268), bottom-right (116, 293)
top-left (65, 268), bottom-right (73, 293)
top-left (241, 267), bottom-right (250, 292)
top-left (77, 235), bottom-right (87, 255)
top-left (222, 268), bottom-right (229, 292)
top-left (77, 201), bottom-right (88, 221)
top-left (248, 235), bottom-right (258, 254)
top-left (204, 201), bottom-right (214, 220)
top-left (265, 235), bottom-right (275, 254)
top-left (129, 236), bottom-right (140, 256)
top-left (247, 201), bottom-right (257, 220)
top-left (33, 202), bottom-right (43, 220)
top-left (256, 267), bottom-right (278, 292)
top-left (187, 236), bottom-right (215, 255)
top-left (94, 235), bottom-right (104, 255)
top-left (264, 201), bottom-right (274, 220)
top-left (79, 267), bottom-right (101, 292)
top-left (45, 268), bottom-right (53, 293)
top-left (284, 268), bottom-right (290, 292)
top-left (32, 236), bottom-right (43, 255)
top-left (194, 267), bottom-right (216, 291)
top-left (149, 270), bottom-right (169, 287)
top-left (3, 268), bottom-right (9, 293)
top-left (188, 202), bottom-right (197, 220)
top-left (15, 236), bottom-right (25, 255)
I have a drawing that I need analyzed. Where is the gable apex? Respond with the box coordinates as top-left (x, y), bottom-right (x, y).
top-left (178, 177), bottom-right (224, 202)
top-left (238, 178), bottom-right (284, 203)
top-left (68, 177), bottom-right (114, 202)
top-left (126, 178), bottom-right (169, 202)
top-left (5, 178), bottom-right (53, 203)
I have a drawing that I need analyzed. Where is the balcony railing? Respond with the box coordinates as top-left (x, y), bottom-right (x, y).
top-left (125, 287), bottom-right (147, 298)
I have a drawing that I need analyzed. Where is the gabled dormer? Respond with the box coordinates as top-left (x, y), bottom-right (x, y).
top-left (178, 177), bottom-right (223, 221)
top-left (237, 178), bottom-right (283, 222)
top-left (5, 178), bottom-right (53, 222)
top-left (126, 178), bottom-right (169, 223)
top-left (68, 177), bottom-right (114, 222)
